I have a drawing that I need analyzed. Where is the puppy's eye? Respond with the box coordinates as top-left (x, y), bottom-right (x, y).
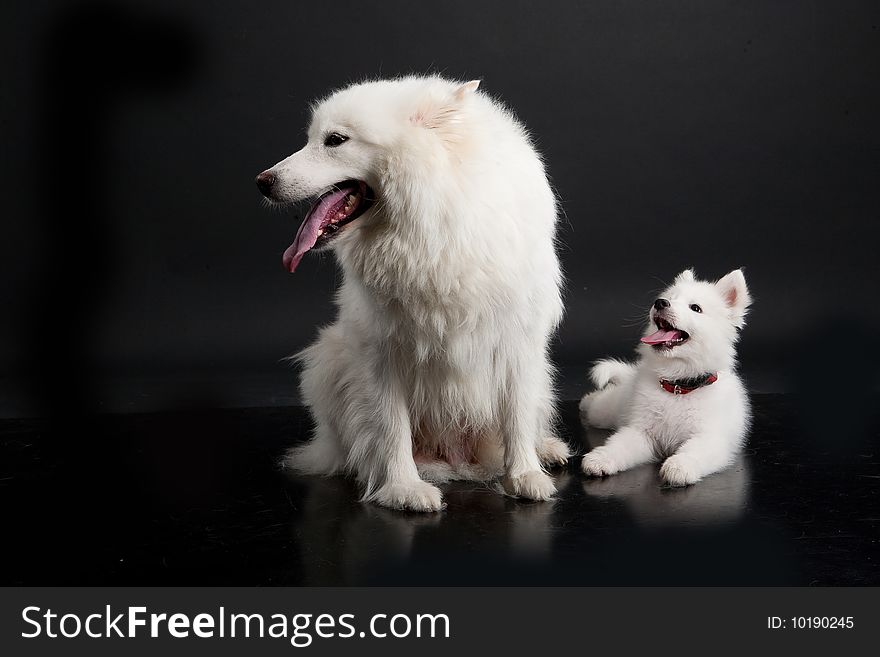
top-left (690, 304), bottom-right (703, 313)
top-left (324, 132), bottom-right (349, 147)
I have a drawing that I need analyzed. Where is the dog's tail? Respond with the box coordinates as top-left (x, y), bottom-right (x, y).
top-left (589, 358), bottom-right (635, 390)
top-left (282, 430), bottom-right (343, 477)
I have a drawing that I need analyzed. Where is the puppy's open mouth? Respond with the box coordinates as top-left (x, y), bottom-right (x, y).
top-left (641, 317), bottom-right (690, 350)
top-left (282, 180), bottom-right (374, 273)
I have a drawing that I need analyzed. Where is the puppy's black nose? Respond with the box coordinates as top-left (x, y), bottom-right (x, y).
top-left (654, 298), bottom-right (670, 311)
top-left (255, 171), bottom-right (276, 196)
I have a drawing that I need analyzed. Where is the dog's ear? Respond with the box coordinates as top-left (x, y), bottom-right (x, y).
top-left (454, 79), bottom-right (481, 100)
top-left (410, 79), bottom-right (481, 139)
top-left (674, 269), bottom-right (695, 284)
top-left (715, 269), bottom-right (751, 327)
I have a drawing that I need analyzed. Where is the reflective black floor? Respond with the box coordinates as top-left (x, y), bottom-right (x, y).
top-left (1, 396), bottom-right (878, 585)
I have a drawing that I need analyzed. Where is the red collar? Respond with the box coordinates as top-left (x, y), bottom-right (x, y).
top-left (659, 372), bottom-right (718, 395)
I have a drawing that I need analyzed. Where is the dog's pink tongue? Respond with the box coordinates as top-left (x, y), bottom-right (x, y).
top-left (641, 329), bottom-right (684, 345)
top-left (282, 187), bottom-right (351, 273)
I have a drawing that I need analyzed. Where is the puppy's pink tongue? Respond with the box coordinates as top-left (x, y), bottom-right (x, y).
top-left (641, 329), bottom-right (683, 345)
top-left (282, 187), bottom-right (352, 273)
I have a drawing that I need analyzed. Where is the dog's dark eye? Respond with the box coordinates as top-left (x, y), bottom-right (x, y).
top-left (324, 132), bottom-right (349, 147)
top-left (690, 304), bottom-right (702, 313)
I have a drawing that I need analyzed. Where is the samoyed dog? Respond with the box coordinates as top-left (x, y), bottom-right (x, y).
top-left (580, 269), bottom-right (752, 486)
top-left (256, 76), bottom-right (568, 511)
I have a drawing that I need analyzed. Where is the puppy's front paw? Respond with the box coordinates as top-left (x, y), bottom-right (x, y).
top-left (538, 436), bottom-right (571, 467)
top-left (372, 480), bottom-right (444, 512)
top-left (504, 470), bottom-right (556, 501)
top-left (660, 455), bottom-right (701, 487)
top-left (581, 448), bottom-right (619, 477)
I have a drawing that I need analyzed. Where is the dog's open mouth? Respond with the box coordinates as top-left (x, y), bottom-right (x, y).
top-left (641, 317), bottom-right (690, 349)
top-left (282, 180), bottom-right (374, 272)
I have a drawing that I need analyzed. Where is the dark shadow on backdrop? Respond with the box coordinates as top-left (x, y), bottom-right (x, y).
top-left (8, 2), bottom-right (201, 563)
top-left (22, 1), bottom-right (198, 423)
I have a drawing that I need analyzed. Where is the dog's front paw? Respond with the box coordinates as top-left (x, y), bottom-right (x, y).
top-left (581, 448), bottom-right (619, 477)
top-left (538, 436), bottom-right (571, 467)
top-left (372, 480), bottom-right (444, 512)
top-left (660, 454), bottom-right (701, 487)
top-left (504, 470), bottom-right (556, 501)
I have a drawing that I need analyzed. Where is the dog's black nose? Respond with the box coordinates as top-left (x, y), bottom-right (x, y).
top-left (654, 298), bottom-right (670, 311)
top-left (255, 171), bottom-right (276, 196)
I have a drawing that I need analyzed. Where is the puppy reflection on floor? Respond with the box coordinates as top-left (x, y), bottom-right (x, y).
top-left (581, 425), bottom-right (750, 526)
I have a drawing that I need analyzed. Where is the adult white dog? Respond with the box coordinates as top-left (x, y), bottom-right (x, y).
top-left (256, 76), bottom-right (568, 511)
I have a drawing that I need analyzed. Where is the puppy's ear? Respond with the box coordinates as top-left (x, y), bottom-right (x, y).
top-left (715, 269), bottom-right (751, 327)
top-left (674, 269), bottom-right (695, 284)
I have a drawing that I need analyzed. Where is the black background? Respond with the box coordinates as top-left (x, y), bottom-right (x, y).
top-left (1, 0), bottom-right (879, 591)
top-left (2, 0), bottom-right (879, 416)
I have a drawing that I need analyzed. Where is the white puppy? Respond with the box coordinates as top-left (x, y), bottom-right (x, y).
top-left (580, 269), bottom-right (752, 486)
top-left (256, 76), bottom-right (568, 511)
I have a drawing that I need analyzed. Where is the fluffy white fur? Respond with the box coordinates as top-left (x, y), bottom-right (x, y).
top-left (580, 269), bottom-right (752, 486)
top-left (262, 76), bottom-right (567, 511)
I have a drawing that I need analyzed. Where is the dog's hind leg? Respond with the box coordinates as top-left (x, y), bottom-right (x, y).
top-left (286, 324), bottom-right (443, 512)
top-left (535, 361), bottom-right (570, 468)
top-left (538, 435), bottom-right (571, 467)
top-left (282, 328), bottom-right (347, 476)
top-left (501, 355), bottom-right (557, 501)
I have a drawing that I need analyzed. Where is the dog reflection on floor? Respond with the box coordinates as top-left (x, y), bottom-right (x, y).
top-left (581, 426), bottom-right (750, 526)
top-left (286, 472), bottom-right (572, 585)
